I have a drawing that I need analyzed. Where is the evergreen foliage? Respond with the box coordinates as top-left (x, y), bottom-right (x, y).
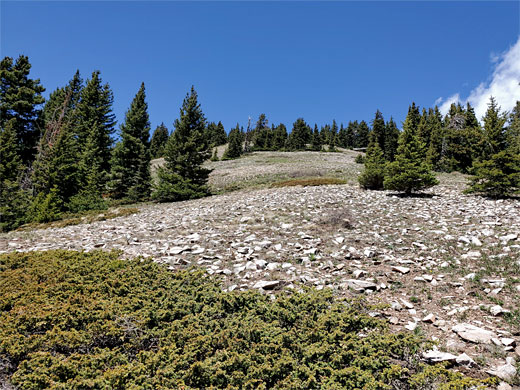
top-left (0, 250), bottom-right (493, 389)
top-left (271, 123), bottom-right (288, 150)
top-left (206, 121), bottom-right (227, 146)
top-left (0, 55), bottom-right (45, 164)
top-left (150, 123), bottom-right (169, 158)
top-left (383, 117), bottom-right (399, 161)
top-left (108, 82), bottom-right (151, 201)
top-left (0, 119), bottom-right (29, 231)
top-left (27, 186), bottom-right (62, 223)
top-left (311, 124), bottom-right (322, 151)
top-left (286, 118), bottom-right (311, 150)
top-left (466, 98), bottom-right (520, 198)
top-left (358, 132), bottom-right (386, 190)
top-left (354, 120), bottom-right (370, 148)
top-left (371, 110), bottom-right (386, 152)
top-left (153, 87), bottom-right (211, 202)
top-left (223, 124), bottom-right (243, 160)
top-left (76, 71), bottom-right (116, 193)
top-left (252, 113), bottom-right (271, 150)
top-left (384, 103), bottom-right (439, 194)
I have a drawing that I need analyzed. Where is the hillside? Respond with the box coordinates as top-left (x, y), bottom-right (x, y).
top-left (1, 150), bottom-right (519, 388)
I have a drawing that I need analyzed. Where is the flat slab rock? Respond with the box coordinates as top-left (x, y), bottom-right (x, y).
top-left (343, 279), bottom-right (377, 292)
top-left (452, 323), bottom-right (498, 344)
top-left (252, 280), bottom-right (281, 290)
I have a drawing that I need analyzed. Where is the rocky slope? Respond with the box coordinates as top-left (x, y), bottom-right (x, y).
top-left (2, 150), bottom-right (519, 387)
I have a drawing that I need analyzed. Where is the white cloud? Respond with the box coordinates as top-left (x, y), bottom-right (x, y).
top-left (437, 37), bottom-right (520, 121)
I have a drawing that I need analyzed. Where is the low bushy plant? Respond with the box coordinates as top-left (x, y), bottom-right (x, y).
top-left (0, 251), bottom-right (493, 389)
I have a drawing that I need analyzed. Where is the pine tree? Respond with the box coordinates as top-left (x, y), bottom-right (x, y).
top-left (384, 117), bottom-right (399, 161)
top-left (252, 114), bottom-right (270, 150)
top-left (109, 82), bottom-right (151, 201)
top-left (466, 97), bottom-right (519, 198)
top-left (0, 119), bottom-right (29, 231)
top-left (355, 121), bottom-right (370, 148)
top-left (506, 101), bottom-right (520, 153)
top-left (311, 124), bottom-right (322, 151)
top-left (286, 118), bottom-right (311, 150)
top-left (481, 96), bottom-right (507, 159)
top-left (425, 107), bottom-right (444, 169)
top-left (371, 110), bottom-right (386, 151)
top-left (32, 90), bottom-right (80, 205)
top-left (358, 131), bottom-right (386, 190)
top-left (153, 87), bottom-right (211, 202)
top-left (271, 124), bottom-right (288, 150)
top-left (43, 70), bottom-right (83, 127)
top-left (384, 103), bottom-right (438, 194)
top-left (345, 121), bottom-right (357, 149)
top-left (223, 124), bottom-right (243, 160)
top-left (0, 55), bottom-right (45, 164)
top-left (76, 71), bottom-right (116, 195)
top-left (150, 123), bottom-right (169, 158)
top-left (206, 121), bottom-right (227, 147)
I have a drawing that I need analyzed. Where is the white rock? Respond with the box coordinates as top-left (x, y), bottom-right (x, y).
top-left (487, 358), bottom-right (517, 381)
top-left (422, 349), bottom-right (457, 363)
top-left (501, 338), bottom-right (516, 347)
top-left (400, 298), bottom-right (414, 309)
top-left (490, 305), bottom-right (510, 316)
top-left (405, 321), bottom-right (417, 331)
top-left (422, 313), bottom-right (435, 323)
top-left (455, 353), bottom-right (476, 367)
top-left (343, 279), bottom-right (378, 292)
top-left (452, 323), bottom-right (498, 344)
top-left (353, 269), bottom-right (367, 278)
top-left (392, 266), bottom-right (410, 274)
top-left (253, 280), bottom-right (281, 290)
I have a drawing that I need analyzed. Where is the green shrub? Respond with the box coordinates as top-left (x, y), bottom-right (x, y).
top-left (27, 186), bottom-right (62, 223)
top-left (66, 191), bottom-right (107, 213)
top-left (0, 251), bottom-right (492, 389)
top-left (355, 154), bottom-right (365, 164)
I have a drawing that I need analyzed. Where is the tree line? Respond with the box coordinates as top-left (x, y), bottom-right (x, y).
top-left (1, 55), bottom-right (519, 232)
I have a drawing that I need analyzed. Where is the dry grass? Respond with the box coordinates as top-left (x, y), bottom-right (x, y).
top-left (17, 207), bottom-right (139, 231)
top-left (271, 177), bottom-right (347, 188)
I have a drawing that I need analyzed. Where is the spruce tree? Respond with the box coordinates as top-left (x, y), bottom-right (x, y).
top-left (109, 82), bottom-right (152, 201)
top-left (425, 107), bottom-right (444, 169)
top-left (371, 110), bottom-right (386, 151)
top-left (0, 119), bottom-right (29, 231)
top-left (77, 71), bottom-right (116, 175)
top-left (286, 118), bottom-right (311, 150)
top-left (384, 103), bottom-right (438, 194)
top-left (355, 121), bottom-right (370, 148)
top-left (345, 121), bottom-right (357, 149)
top-left (311, 124), bottom-right (322, 151)
top-left (506, 101), bottom-right (520, 152)
top-left (76, 71), bottom-right (116, 197)
top-left (384, 117), bottom-right (399, 161)
top-left (252, 114), bottom-right (270, 150)
top-left (0, 55), bottom-right (45, 164)
top-left (150, 123), bottom-right (169, 158)
top-left (271, 124), bottom-right (288, 150)
top-left (466, 97), bottom-right (519, 198)
top-left (32, 90), bottom-right (80, 205)
top-left (223, 124), bottom-right (243, 160)
top-left (153, 87), bottom-right (211, 202)
top-left (481, 96), bottom-right (507, 159)
top-left (358, 131), bottom-right (386, 190)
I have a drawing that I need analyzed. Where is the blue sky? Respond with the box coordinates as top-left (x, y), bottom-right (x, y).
top-left (1, 1), bottom-right (519, 133)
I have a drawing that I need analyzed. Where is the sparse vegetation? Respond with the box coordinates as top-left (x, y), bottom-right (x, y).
top-left (272, 177), bottom-right (346, 188)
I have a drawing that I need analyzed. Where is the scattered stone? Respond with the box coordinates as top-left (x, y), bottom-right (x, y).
top-left (392, 266), bottom-right (410, 274)
top-left (253, 280), bottom-right (281, 290)
top-left (343, 279), bottom-right (377, 293)
top-left (452, 323), bottom-right (498, 344)
top-left (486, 357), bottom-right (517, 381)
top-left (455, 353), bottom-right (476, 367)
top-left (422, 313), bottom-right (435, 323)
top-left (423, 348), bottom-right (457, 364)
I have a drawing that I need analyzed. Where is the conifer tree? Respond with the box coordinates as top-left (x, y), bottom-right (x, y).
top-left (384, 103), bottom-right (438, 194)
top-left (206, 121), bottom-right (227, 147)
top-left (358, 131), bottom-right (386, 190)
top-left (223, 124), bottom-right (243, 160)
top-left (252, 114), bottom-right (270, 150)
top-left (32, 90), bottom-right (80, 205)
top-left (481, 96), bottom-right (507, 159)
top-left (466, 97), bottom-right (519, 198)
top-left (371, 110), bottom-right (386, 151)
top-left (425, 107), bottom-right (444, 169)
top-left (345, 121), bottom-right (357, 149)
top-left (271, 124), bottom-right (288, 150)
top-left (0, 119), bottom-right (29, 231)
top-left (384, 117), bottom-right (399, 161)
top-left (109, 82), bottom-right (151, 201)
top-left (311, 124), bottom-right (322, 151)
top-left (77, 71), bottom-right (116, 196)
top-left (150, 123), bottom-right (169, 158)
top-left (355, 120), bottom-right (370, 148)
top-left (506, 101), bottom-right (520, 152)
top-left (42, 70), bottom-right (83, 127)
top-left (330, 120), bottom-right (338, 148)
top-left (153, 87), bottom-right (211, 202)
top-left (0, 55), bottom-right (45, 164)
top-left (286, 118), bottom-right (311, 150)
